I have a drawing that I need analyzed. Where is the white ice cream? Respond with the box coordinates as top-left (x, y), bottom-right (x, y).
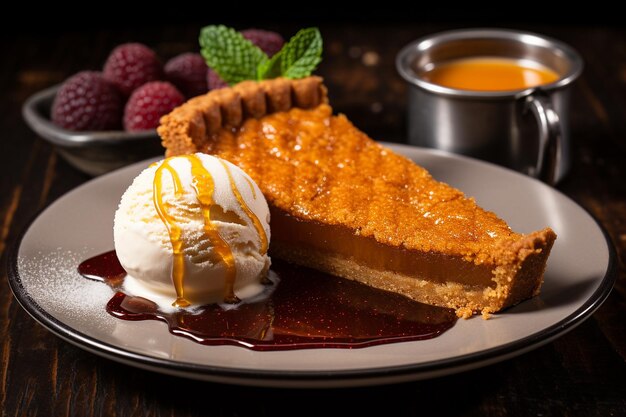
top-left (113, 153), bottom-right (271, 311)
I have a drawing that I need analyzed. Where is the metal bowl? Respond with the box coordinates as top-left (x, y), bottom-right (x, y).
top-left (22, 85), bottom-right (164, 176)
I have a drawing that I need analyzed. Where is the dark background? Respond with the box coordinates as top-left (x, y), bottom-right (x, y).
top-left (2, 3), bottom-right (625, 33)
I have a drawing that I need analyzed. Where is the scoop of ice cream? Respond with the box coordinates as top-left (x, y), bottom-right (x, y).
top-left (113, 153), bottom-right (270, 311)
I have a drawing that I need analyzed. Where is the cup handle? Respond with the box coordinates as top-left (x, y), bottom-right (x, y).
top-left (524, 93), bottom-right (561, 185)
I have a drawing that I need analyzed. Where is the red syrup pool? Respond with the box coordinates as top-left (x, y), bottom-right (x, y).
top-left (78, 251), bottom-right (457, 351)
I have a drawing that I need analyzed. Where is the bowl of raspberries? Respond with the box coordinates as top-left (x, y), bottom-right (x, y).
top-left (23, 29), bottom-right (284, 176)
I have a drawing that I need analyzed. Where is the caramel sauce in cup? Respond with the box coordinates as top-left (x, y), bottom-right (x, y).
top-left (419, 57), bottom-right (559, 92)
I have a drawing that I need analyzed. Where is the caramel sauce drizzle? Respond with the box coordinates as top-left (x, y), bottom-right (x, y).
top-left (153, 160), bottom-right (189, 307)
top-left (186, 155), bottom-right (239, 303)
top-left (220, 160), bottom-right (269, 255)
top-left (153, 155), bottom-right (268, 306)
top-left (244, 176), bottom-right (257, 200)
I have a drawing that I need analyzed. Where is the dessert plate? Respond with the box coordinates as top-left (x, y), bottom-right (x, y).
top-left (7, 144), bottom-right (616, 388)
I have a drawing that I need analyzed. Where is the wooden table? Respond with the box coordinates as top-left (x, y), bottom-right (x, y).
top-left (1, 23), bottom-right (624, 416)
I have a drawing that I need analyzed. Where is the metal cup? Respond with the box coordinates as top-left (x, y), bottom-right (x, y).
top-left (396, 29), bottom-right (583, 184)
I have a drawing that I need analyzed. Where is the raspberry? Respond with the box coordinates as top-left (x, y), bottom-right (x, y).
top-left (207, 29), bottom-right (284, 90)
top-left (206, 68), bottom-right (229, 90)
top-left (51, 71), bottom-right (122, 131)
top-left (103, 43), bottom-right (163, 96)
top-left (123, 81), bottom-right (184, 131)
top-left (164, 53), bottom-right (208, 98)
top-left (241, 29), bottom-right (284, 57)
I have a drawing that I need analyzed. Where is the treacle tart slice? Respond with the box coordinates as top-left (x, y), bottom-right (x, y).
top-left (158, 76), bottom-right (556, 318)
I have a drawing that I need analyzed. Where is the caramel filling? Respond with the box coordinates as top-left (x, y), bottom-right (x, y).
top-left (269, 207), bottom-right (495, 288)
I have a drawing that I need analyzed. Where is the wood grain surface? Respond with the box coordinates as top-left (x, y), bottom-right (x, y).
top-left (1, 23), bottom-right (624, 416)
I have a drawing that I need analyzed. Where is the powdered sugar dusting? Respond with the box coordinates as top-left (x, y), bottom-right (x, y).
top-left (18, 249), bottom-right (115, 330)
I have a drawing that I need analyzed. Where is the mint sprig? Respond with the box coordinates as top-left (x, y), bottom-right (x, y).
top-left (199, 25), bottom-right (268, 86)
top-left (199, 26), bottom-right (323, 85)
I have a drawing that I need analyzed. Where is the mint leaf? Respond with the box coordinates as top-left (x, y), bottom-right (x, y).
top-left (199, 25), bottom-right (268, 85)
top-left (257, 51), bottom-right (283, 80)
top-left (280, 28), bottom-right (323, 79)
